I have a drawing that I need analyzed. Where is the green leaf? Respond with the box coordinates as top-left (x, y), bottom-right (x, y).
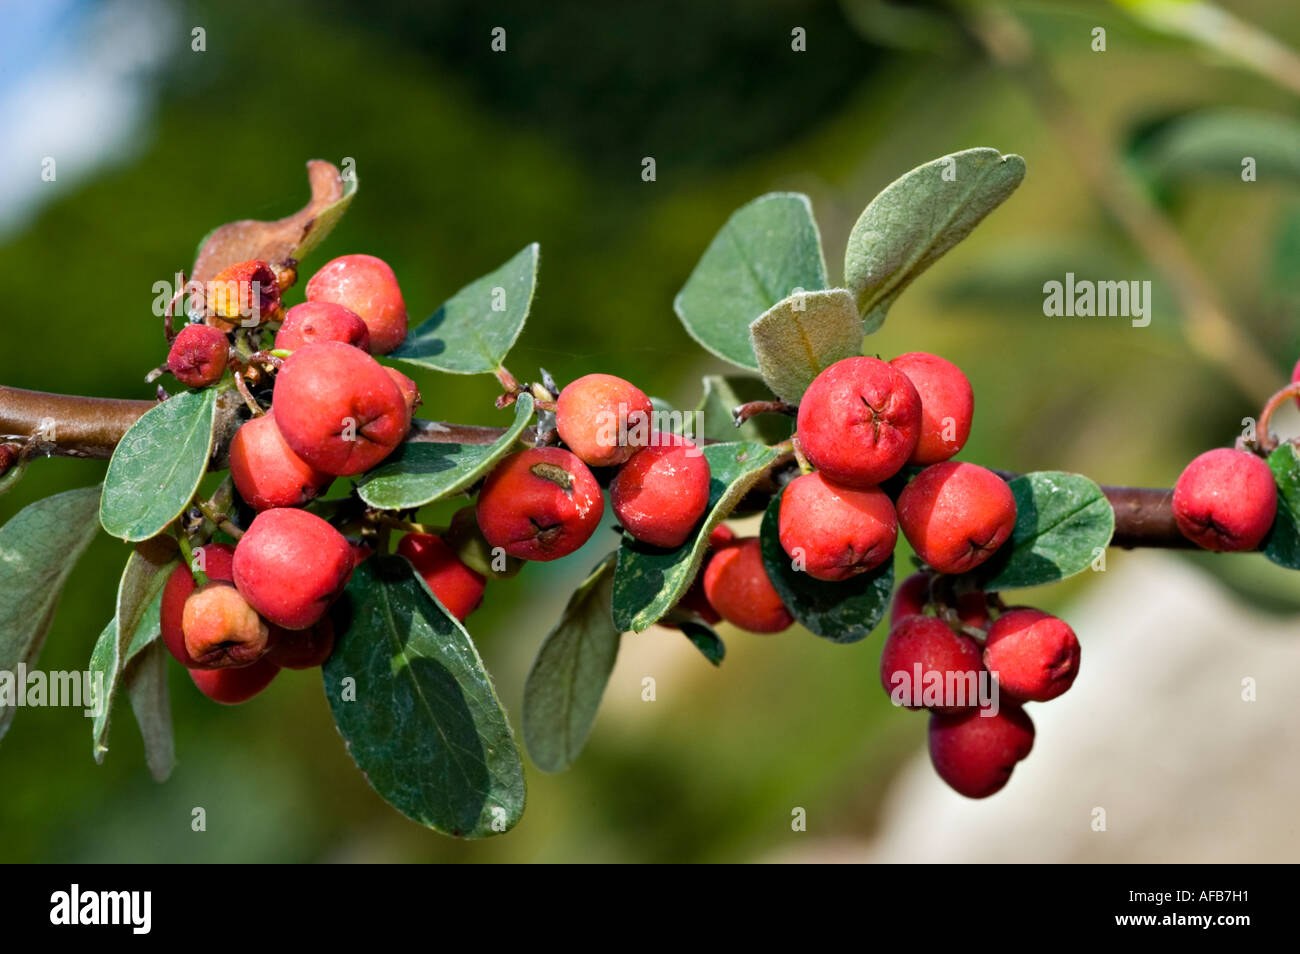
top-left (100, 389), bottom-right (217, 542)
top-left (1264, 445), bottom-right (1300, 568)
top-left (323, 557), bottom-right (525, 837)
top-left (749, 288), bottom-right (862, 403)
top-left (679, 621), bottom-right (725, 666)
top-left (522, 554), bottom-right (621, 772)
top-left (978, 472), bottom-right (1115, 590)
top-left (1131, 109), bottom-right (1300, 185)
top-left (696, 375), bottom-right (793, 445)
top-left (358, 393), bottom-right (534, 510)
top-left (675, 193), bottom-right (828, 370)
top-left (845, 148), bottom-right (1025, 333)
top-left (90, 546), bottom-right (178, 766)
top-left (758, 491), bottom-right (893, 643)
top-left (0, 485), bottom-right (102, 740)
top-left (612, 442), bottom-right (782, 632)
top-left (391, 244), bottom-right (539, 374)
top-left (125, 640), bottom-right (175, 783)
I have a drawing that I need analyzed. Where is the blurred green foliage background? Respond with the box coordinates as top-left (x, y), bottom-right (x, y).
top-left (2, 0), bottom-right (1299, 862)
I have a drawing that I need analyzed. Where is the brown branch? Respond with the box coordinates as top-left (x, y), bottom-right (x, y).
top-left (0, 385), bottom-right (1199, 549)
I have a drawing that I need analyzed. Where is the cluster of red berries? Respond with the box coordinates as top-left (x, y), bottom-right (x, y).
top-left (776, 353), bottom-right (1083, 798)
top-left (161, 253), bottom-right (420, 702)
top-left (882, 573), bottom-right (1080, 797)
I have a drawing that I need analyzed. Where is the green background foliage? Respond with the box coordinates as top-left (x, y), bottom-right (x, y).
top-left (3, 0), bottom-right (1300, 861)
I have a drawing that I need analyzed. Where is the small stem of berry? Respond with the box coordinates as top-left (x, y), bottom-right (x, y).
top-left (733, 399), bottom-right (796, 427)
top-left (233, 372), bottom-right (264, 416)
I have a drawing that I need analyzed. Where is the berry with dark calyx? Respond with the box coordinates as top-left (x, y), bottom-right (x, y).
top-left (476, 447), bottom-right (604, 561)
top-left (983, 607), bottom-right (1080, 702)
top-left (229, 412), bottom-right (331, 511)
top-left (205, 259), bottom-right (280, 330)
top-left (928, 702), bottom-right (1035, 799)
top-left (274, 301), bottom-right (371, 352)
top-left (879, 615), bottom-right (984, 713)
top-left (1172, 447), bottom-right (1277, 552)
top-left (890, 572), bottom-right (931, 627)
top-left (182, 582), bottom-right (270, 668)
top-left (267, 618), bottom-right (336, 670)
top-left (897, 461), bottom-right (1016, 575)
top-left (190, 657), bottom-right (280, 704)
top-left (167, 324), bottom-right (229, 388)
top-left (890, 351), bottom-right (974, 465)
top-left (702, 537), bottom-right (793, 634)
top-left (556, 373), bottom-right (654, 467)
top-left (397, 532), bottom-right (487, 622)
top-left (611, 434), bottom-right (711, 549)
top-left (795, 356), bottom-right (921, 488)
top-left (232, 508), bottom-right (354, 630)
top-left (160, 543), bottom-right (236, 668)
top-left (777, 471), bottom-right (897, 581)
top-left (306, 253), bottom-right (408, 354)
top-left (271, 341), bottom-right (410, 476)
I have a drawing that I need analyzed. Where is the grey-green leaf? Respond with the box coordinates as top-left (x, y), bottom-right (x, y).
top-left (758, 491), bottom-right (893, 643)
top-left (612, 442), bottom-right (782, 632)
top-left (1132, 109), bottom-right (1300, 185)
top-left (845, 148), bottom-right (1026, 333)
top-left (125, 640), bottom-right (175, 782)
top-left (358, 393), bottom-right (534, 509)
top-left (0, 485), bottom-right (102, 740)
top-left (90, 546), bottom-right (178, 765)
top-left (323, 557), bottom-right (525, 837)
top-left (391, 244), bottom-right (539, 374)
top-left (1264, 445), bottom-right (1300, 568)
top-left (100, 389), bottom-right (217, 542)
top-left (696, 375), bottom-right (793, 445)
top-left (979, 472), bottom-right (1115, 590)
top-left (675, 193), bottom-right (828, 370)
top-left (749, 288), bottom-right (862, 403)
top-left (522, 554), bottom-right (621, 772)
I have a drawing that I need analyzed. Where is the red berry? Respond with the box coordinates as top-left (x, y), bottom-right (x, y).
top-left (983, 607), bottom-right (1080, 702)
top-left (160, 543), bottom-right (236, 668)
top-left (879, 615), bottom-right (983, 713)
top-left (181, 582), bottom-right (270, 669)
top-left (795, 357), bottom-right (921, 488)
top-left (897, 462), bottom-right (1016, 575)
top-left (476, 447), bottom-right (604, 561)
top-left (1172, 447), bottom-right (1276, 552)
top-left (229, 412), bottom-right (331, 511)
top-left (167, 324), bottom-right (229, 388)
top-left (890, 572), bottom-right (930, 627)
top-left (397, 533), bottom-right (487, 622)
top-left (777, 471), bottom-right (897, 581)
top-left (271, 341), bottom-right (410, 476)
top-left (556, 373), bottom-right (654, 467)
top-left (267, 617), bottom-right (336, 670)
top-left (190, 657), bottom-right (280, 704)
top-left (928, 702), bottom-right (1035, 799)
top-left (232, 508), bottom-right (354, 630)
top-left (306, 254), bottom-right (408, 354)
top-left (890, 351), bottom-right (973, 465)
top-left (274, 301), bottom-right (371, 352)
top-left (611, 435), bottom-right (711, 549)
top-left (702, 537), bottom-right (793, 634)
